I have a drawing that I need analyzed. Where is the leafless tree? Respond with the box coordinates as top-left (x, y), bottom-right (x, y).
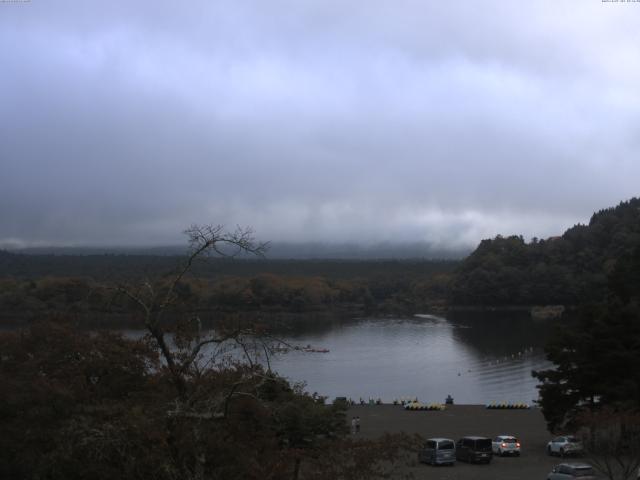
top-left (114, 225), bottom-right (274, 479)
top-left (577, 407), bottom-right (640, 480)
top-left (116, 224), bottom-right (269, 395)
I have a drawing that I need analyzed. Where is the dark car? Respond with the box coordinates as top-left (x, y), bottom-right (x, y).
top-left (455, 436), bottom-right (493, 464)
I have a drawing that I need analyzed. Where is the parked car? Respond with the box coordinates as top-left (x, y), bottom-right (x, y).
top-left (547, 462), bottom-right (596, 479)
top-left (418, 438), bottom-right (456, 465)
top-left (492, 435), bottom-right (521, 456)
top-left (547, 436), bottom-right (583, 456)
top-left (455, 436), bottom-right (493, 464)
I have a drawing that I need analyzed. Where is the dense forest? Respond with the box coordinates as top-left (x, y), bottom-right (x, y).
top-left (533, 242), bottom-right (640, 431)
top-left (0, 251), bottom-right (457, 281)
top-left (450, 197), bottom-right (640, 307)
top-left (0, 252), bottom-right (456, 327)
top-left (529, 229), bottom-right (640, 480)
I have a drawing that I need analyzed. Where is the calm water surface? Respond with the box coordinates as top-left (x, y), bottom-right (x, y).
top-left (266, 314), bottom-right (553, 404)
top-left (120, 313), bottom-right (554, 404)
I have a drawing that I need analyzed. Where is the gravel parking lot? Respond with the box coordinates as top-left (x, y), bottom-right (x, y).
top-left (347, 404), bottom-right (576, 480)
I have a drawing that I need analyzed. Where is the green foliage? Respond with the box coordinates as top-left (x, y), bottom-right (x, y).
top-left (533, 244), bottom-right (640, 432)
top-left (452, 197), bottom-right (640, 306)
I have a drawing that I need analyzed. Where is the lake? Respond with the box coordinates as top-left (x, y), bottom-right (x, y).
top-left (265, 313), bottom-right (554, 405)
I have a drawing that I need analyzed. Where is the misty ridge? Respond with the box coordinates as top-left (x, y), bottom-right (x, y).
top-left (6, 241), bottom-right (470, 260)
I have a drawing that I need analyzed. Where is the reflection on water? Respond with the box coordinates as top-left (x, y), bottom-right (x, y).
top-left (267, 314), bottom-right (553, 404)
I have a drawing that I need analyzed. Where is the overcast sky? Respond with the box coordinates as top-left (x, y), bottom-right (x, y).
top-left (1, 1), bottom-right (639, 250)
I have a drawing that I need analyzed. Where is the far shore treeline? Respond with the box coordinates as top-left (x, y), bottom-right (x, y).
top-left (0, 256), bottom-right (457, 327)
top-left (1, 197), bottom-right (640, 327)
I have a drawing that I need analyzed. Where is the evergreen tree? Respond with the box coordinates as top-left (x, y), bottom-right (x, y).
top-left (533, 245), bottom-right (640, 432)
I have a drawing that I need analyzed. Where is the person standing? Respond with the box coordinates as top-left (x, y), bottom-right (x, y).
top-left (351, 417), bottom-right (357, 434)
top-left (355, 416), bottom-right (360, 433)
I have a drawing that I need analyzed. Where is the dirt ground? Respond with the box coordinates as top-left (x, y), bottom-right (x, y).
top-left (347, 404), bottom-right (578, 480)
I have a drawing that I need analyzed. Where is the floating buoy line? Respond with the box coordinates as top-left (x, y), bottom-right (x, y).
top-left (485, 402), bottom-right (530, 409)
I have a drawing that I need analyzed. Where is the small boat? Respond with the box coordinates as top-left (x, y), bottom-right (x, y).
top-left (302, 346), bottom-right (330, 353)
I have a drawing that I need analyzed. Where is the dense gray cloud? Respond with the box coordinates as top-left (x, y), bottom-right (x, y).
top-left (1, 1), bottom-right (639, 250)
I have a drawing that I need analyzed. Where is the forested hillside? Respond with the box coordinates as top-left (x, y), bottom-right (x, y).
top-left (451, 197), bottom-right (640, 306)
top-left (0, 254), bottom-right (456, 326)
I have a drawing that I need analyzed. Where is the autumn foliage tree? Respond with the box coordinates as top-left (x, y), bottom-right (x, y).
top-left (0, 321), bottom-right (167, 479)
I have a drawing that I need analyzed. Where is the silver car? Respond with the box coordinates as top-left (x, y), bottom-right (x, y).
top-left (418, 438), bottom-right (456, 466)
top-left (547, 462), bottom-right (596, 479)
top-left (547, 436), bottom-right (583, 456)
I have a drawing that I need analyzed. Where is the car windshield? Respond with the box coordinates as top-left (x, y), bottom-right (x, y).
top-left (503, 437), bottom-right (517, 443)
top-left (567, 436), bottom-right (580, 443)
top-left (476, 439), bottom-right (492, 449)
top-left (438, 440), bottom-right (454, 450)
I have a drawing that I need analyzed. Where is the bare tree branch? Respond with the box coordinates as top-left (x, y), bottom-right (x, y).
top-left (111, 224), bottom-right (268, 399)
top-left (578, 408), bottom-right (640, 480)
